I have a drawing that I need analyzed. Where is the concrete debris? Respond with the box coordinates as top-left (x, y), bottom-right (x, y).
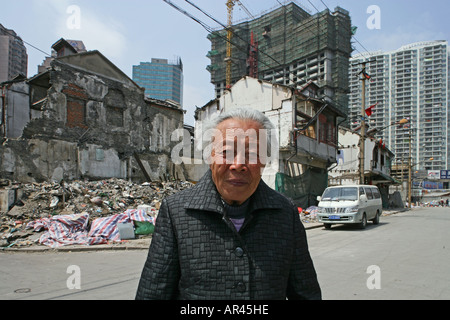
top-left (300, 206), bottom-right (319, 224)
top-left (0, 178), bottom-right (193, 248)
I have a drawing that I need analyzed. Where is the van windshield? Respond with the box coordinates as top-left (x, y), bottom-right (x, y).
top-left (321, 187), bottom-right (358, 201)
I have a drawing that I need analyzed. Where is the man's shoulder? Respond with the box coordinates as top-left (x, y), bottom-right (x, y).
top-left (164, 183), bottom-right (198, 204)
top-left (248, 179), bottom-right (297, 214)
top-left (259, 180), bottom-right (296, 205)
top-left (163, 172), bottom-right (216, 207)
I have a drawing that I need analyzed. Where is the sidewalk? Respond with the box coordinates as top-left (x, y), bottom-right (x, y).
top-left (2, 208), bottom-right (409, 253)
top-left (1, 237), bottom-right (153, 253)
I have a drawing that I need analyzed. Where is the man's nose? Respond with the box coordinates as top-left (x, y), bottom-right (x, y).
top-left (229, 153), bottom-right (248, 171)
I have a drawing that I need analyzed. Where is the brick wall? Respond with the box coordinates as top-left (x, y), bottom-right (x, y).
top-left (63, 84), bottom-right (88, 129)
top-left (66, 98), bottom-right (87, 129)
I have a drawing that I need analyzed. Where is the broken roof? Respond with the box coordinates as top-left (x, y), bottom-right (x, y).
top-left (54, 50), bottom-right (142, 90)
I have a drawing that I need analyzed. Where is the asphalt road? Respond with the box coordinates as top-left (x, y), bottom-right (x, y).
top-left (0, 207), bottom-right (449, 300)
top-left (307, 206), bottom-right (450, 300)
top-left (0, 249), bottom-right (147, 300)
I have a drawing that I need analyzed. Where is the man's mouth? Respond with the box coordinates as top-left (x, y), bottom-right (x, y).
top-left (226, 179), bottom-right (248, 187)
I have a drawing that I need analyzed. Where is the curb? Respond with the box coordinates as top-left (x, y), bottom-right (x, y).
top-left (2, 210), bottom-right (409, 253)
top-left (1, 239), bottom-right (151, 253)
top-left (303, 223), bottom-right (323, 230)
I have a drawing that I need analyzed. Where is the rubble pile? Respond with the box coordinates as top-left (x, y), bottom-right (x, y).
top-left (0, 178), bottom-right (194, 249)
top-left (300, 206), bottom-right (319, 224)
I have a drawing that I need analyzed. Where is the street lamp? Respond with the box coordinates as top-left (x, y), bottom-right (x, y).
top-left (366, 118), bottom-right (409, 137)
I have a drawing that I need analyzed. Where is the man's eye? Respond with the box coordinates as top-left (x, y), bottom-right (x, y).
top-left (222, 149), bottom-right (232, 156)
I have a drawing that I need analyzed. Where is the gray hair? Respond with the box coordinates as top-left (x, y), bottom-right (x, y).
top-left (202, 108), bottom-right (277, 164)
top-left (204, 107), bottom-right (275, 136)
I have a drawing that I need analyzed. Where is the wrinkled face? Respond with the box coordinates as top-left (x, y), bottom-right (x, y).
top-left (210, 118), bottom-right (265, 205)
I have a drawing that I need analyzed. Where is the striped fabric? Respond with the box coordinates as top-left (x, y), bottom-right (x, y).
top-left (27, 209), bottom-right (154, 248)
top-left (88, 209), bottom-right (154, 242)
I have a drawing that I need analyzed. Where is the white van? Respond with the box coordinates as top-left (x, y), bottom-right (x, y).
top-left (316, 185), bottom-right (383, 229)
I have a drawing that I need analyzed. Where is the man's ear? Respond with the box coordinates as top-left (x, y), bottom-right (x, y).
top-left (208, 149), bottom-right (215, 167)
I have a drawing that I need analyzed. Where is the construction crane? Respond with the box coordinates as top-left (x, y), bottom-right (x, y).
top-left (164, 0), bottom-right (264, 87)
top-left (236, 0), bottom-right (255, 20)
top-left (225, 0), bottom-right (256, 88)
top-left (225, 0), bottom-right (236, 89)
top-left (247, 30), bottom-right (258, 79)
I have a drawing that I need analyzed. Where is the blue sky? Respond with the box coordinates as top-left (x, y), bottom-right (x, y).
top-left (1, 0), bottom-right (449, 125)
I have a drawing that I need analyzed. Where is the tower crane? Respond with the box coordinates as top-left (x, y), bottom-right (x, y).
top-left (225, 0), bottom-right (236, 89)
top-left (225, 0), bottom-right (256, 88)
top-left (164, 0), bottom-right (262, 88)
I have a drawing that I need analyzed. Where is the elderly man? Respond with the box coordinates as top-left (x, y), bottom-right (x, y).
top-left (136, 108), bottom-right (321, 300)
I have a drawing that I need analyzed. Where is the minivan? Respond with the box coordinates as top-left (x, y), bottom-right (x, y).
top-left (316, 185), bottom-right (383, 229)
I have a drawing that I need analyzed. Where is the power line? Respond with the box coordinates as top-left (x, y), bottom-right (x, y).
top-left (175, 0), bottom-right (285, 70)
top-left (166, 0), bottom-right (349, 112)
top-left (184, 0), bottom-right (225, 30)
top-left (315, 0), bottom-right (401, 143)
top-left (236, 1), bottom-right (255, 19)
top-left (1, 27), bottom-right (51, 57)
top-left (178, 0), bottom-right (334, 88)
top-left (306, 0), bottom-right (320, 12)
top-left (163, 0), bottom-right (214, 33)
top-left (310, 0), bottom-right (374, 60)
top-left (163, 0), bottom-right (261, 77)
top-left (184, 0), bottom-right (285, 68)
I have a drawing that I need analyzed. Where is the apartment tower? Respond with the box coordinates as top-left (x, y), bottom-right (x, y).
top-left (349, 40), bottom-right (449, 171)
top-left (0, 24), bottom-right (28, 83)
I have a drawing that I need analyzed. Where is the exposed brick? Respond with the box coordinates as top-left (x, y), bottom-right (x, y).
top-left (63, 83), bottom-right (88, 100)
top-left (66, 99), bottom-right (88, 129)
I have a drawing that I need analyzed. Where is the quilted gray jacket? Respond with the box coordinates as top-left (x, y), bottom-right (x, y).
top-left (135, 170), bottom-right (321, 300)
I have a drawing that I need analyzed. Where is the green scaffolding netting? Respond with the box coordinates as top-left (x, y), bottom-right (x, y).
top-left (275, 167), bottom-right (328, 209)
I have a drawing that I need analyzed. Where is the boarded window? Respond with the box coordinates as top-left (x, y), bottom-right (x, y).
top-left (106, 106), bottom-right (124, 127)
top-left (318, 113), bottom-right (337, 146)
top-left (67, 98), bottom-right (87, 129)
top-left (105, 89), bottom-right (125, 127)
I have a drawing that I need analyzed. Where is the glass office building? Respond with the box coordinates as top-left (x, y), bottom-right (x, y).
top-left (133, 58), bottom-right (183, 105)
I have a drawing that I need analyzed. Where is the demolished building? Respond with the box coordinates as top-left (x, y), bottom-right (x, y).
top-left (194, 76), bottom-right (346, 209)
top-left (329, 127), bottom-right (399, 208)
top-left (0, 39), bottom-right (185, 185)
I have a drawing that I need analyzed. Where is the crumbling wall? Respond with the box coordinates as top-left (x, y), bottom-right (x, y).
top-left (0, 81), bottom-right (30, 138)
top-left (1, 59), bottom-right (184, 183)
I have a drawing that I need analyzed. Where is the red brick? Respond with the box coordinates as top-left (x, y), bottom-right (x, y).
top-left (66, 99), bottom-right (87, 129)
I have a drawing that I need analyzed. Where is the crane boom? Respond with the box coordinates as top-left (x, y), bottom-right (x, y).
top-left (236, 0), bottom-right (255, 19)
top-left (225, 0), bottom-right (236, 89)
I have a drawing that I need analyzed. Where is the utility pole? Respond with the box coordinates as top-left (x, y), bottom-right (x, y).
top-left (353, 59), bottom-right (375, 184)
top-left (359, 63), bottom-right (366, 184)
top-left (358, 62), bottom-right (368, 184)
top-left (408, 127), bottom-right (412, 208)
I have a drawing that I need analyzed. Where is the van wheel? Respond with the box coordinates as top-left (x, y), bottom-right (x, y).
top-left (324, 223), bottom-right (332, 229)
top-left (372, 211), bottom-right (380, 225)
top-left (358, 213), bottom-right (367, 229)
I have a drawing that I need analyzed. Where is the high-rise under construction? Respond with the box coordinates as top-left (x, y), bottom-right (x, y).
top-left (206, 2), bottom-right (352, 115)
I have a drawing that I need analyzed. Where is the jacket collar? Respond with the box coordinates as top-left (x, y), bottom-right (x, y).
top-left (184, 170), bottom-right (285, 215)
